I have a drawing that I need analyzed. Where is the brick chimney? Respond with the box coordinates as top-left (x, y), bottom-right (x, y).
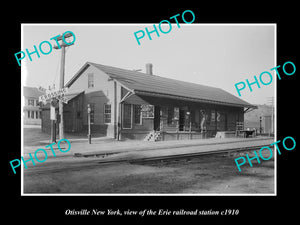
top-left (146, 63), bottom-right (153, 75)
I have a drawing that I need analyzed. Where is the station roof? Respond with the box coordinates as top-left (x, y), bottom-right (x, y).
top-left (66, 62), bottom-right (257, 109)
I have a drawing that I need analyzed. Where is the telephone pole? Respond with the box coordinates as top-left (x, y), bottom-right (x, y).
top-left (59, 45), bottom-right (65, 139)
top-left (267, 97), bottom-right (274, 135)
top-left (53, 32), bottom-right (74, 140)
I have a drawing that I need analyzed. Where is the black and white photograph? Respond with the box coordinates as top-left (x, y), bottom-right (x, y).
top-left (5, 5), bottom-right (298, 223)
top-left (20, 24), bottom-right (276, 195)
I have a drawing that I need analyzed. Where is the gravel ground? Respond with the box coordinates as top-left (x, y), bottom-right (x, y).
top-left (23, 149), bottom-right (274, 194)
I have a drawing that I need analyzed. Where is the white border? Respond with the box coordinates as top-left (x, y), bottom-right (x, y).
top-left (274, 23), bottom-right (277, 195)
top-left (21, 23), bottom-right (277, 196)
top-left (21, 24), bottom-right (24, 195)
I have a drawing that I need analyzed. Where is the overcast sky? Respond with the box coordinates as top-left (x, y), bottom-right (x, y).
top-left (21, 24), bottom-right (275, 105)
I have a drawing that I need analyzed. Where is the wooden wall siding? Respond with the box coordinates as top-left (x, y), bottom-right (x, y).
top-left (41, 63), bottom-right (246, 140)
top-left (64, 93), bottom-right (83, 132)
top-left (121, 103), bottom-right (154, 131)
top-left (67, 65), bottom-right (115, 124)
top-left (41, 109), bottom-right (50, 133)
top-left (82, 91), bottom-right (110, 125)
top-left (66, 65), bottom-right (116, 138)
top-left (119, 95), bottom-right (245, 139)
top-left (41, 108), bottom-right (59, 134)
top-left (132, 116), bottom-right (154, 131)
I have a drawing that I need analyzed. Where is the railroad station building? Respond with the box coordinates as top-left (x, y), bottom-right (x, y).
top-left (41, 62), bottom-right (257, 141)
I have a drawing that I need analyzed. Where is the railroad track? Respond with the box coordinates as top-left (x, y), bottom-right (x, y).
top-left (127, 145), bottom-right (268, 164)
top-left (89, 144), bottom-right (269, 165)
top-left (24, 144), bottom-right (270, 174)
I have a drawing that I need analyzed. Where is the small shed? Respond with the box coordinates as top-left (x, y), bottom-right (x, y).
top-left (262, 114), bottom-right (273, 134)
top-left (41, 91), bottom-right (84, 134)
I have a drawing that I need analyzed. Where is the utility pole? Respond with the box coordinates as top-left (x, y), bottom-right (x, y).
top-left (50, 99), bottom-right (57, 143)
top-left (259, 116), bottom-right (262, 134)
top-left (59, 45), bottom-right (65, 139)
top-left (53, 32), bottom-right (74, 140)
top-left (267, 97), bottom-right (274, 135)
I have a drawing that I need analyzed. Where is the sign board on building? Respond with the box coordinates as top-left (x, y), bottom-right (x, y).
top-left (141, 105), bottom-right (154, 118)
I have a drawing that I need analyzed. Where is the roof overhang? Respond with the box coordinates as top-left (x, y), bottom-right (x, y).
top-left (244, 107), bottom-right (257, 113)
top-left (121, 93), bottom-right (150, 105)
top-left (64, 91), bottom-right (84, 102)
top-left (134, 90), bottom-right (257, 109)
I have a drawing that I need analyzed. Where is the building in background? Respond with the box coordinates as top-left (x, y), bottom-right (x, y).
top-left (23, 86), bottom-right (44, 126)
top-left (262, 114), bottom-right (273, 134)
top-left (244, 104), bottom-right (274, 134)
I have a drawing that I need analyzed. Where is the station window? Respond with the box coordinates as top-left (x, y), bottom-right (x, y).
top-left (28, 99), bottom-right (34, 106)
top-left (88, 73), bottom-right (94, 88)
top-left (141, 105), bottom-right (154, 118)
top-left (211, 110), bottom-right (216, 122)
top-left (104, 104), bottom-right (111, 124)
top-left (167, 106), bottom-right (174, 125)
